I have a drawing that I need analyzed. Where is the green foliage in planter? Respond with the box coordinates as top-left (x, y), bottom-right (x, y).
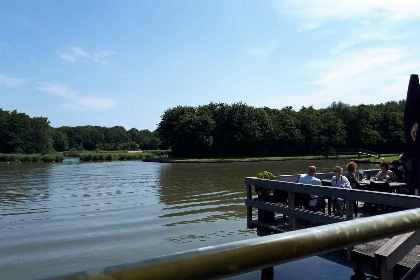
top-left (255, 171), bottom-right (275, 196)
top-left (257, 171), bottom-right (275, 180)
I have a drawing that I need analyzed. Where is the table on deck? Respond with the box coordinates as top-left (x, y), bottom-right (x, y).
top-left (320, 179), bottom-right (407, 216)
top-left (358, 180), bottom-right (407, 196)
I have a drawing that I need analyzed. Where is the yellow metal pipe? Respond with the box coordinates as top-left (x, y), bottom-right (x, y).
top-left (43, 208), bottom-right (420, 280)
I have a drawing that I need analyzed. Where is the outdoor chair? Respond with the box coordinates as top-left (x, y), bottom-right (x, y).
top-left (294, 192), bottom-right (311, 209)
top-left (321, 180), bottom-right (332, 215)
top-left (366, 181), bottom-right (392, 211)
top-left (369, 181), bottom-right (392, 193)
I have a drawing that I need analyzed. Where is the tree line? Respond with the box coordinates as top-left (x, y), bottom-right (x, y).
top-left (157, 101), bottom-right (406, 157)
top-left (0, 109), bottom-right (161, 154)
top-left (0, 100), bottom-right (406, 156)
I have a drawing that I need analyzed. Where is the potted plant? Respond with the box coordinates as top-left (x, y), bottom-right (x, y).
top-left (255, 171), bottom-right (276, 224)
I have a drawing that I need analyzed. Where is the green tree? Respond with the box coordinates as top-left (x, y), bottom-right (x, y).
top-left (8, 110), bottom-right (33, 153)
top-left (31, 117), bottom-right (53, 154)
top-left (0, 109), bottom-right (11, 153)
top-left (265, 106), bottom-right (303, 156)
top-left (53, 130), bottom-right (69, 151)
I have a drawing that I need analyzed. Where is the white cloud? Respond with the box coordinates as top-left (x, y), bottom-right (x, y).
top-left (59, 53), bottom-right (77, 62)
top-left (37, 82), bottom-right (116, 111)
top-left (70, 47), bottom-right (89, 57)
top-left (277, 47), bottom-right (420, 109)
top-left (70, 96), bottom-right (115, 110)
top-left (248, 42), bottom-right (278, 61)
top-left (297, 22), bottom-right (321, 33)
top-left (0, 74), bottom-right (25, 87)
top-left (274, 0), bottom-right (420, 22)
top-left (268, 0), bottom-right (420, 109)
top-left (59, 47), bottom-right (116, 64)
top-left (37, 82), bottom-right (77, 98)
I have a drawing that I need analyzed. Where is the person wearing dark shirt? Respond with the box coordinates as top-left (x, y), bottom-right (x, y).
top-left (390, 160), bottom-right (403, 182)
top-left (344, 161), bottom-right (357, 184)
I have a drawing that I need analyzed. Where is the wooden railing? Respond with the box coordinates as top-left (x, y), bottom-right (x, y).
top-left (245, 177), bottom-right (420, 230)
top-left (245, 177), bottom-right (420, 280)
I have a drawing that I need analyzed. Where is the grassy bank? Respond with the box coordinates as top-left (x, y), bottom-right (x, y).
top-left (0, 154), bottom-right (65, 163)
top-left (144, 154), bottom-right (400, 163)
top-left (79, 152), bottom-right (155, 162)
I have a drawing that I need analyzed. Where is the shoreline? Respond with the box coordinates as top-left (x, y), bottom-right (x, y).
top-left (143, 156), bottom-right (387, 164)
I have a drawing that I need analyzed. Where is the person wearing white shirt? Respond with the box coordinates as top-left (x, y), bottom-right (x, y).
top-left (331, 166), bottom-right (351, 217)
top-left (299, 166), bottom-right (323, 211)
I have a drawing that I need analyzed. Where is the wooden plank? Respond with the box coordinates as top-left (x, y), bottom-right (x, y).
top-left (245, 177), bottom-right (420, 209)
top-left (375, 230), bottom-right (420, 269)
top-left (246, 185), bottom-right (253, 228)
top-left (346, 200), bottom-right (354, 221)
top-left (400, 259), bottom-right (420, 280)
top-left (246, 199), bottom-right (344, 224)
top-left (288, 192), bottom-right (295, 230)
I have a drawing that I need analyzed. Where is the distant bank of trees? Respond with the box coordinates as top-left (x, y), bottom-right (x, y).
top-left (0, 109), bottom-right (161, 154)
top-left (157, 101), bottom-right (406, 157)
top-left (54, 126), bottom-right (161, 152)
top-left (0, 100), bottom-right (406, 157)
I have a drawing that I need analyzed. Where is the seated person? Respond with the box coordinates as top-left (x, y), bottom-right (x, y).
top-left (390, 160), bottom-right (403, 182)
top-left (331, 166), bottom-right (351, 217)
top-left (299, 166), bottom-right (324, 211)
top-left (374, 161), bottom-right (398, 182)
top-left (344, 161), bottom-right (358, 186)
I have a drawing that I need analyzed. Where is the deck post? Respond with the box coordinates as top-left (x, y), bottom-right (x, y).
top-left (261, 267), bottom-right (274, 280)
top-left (246, 185), bottom-right (252, 228)
top-left (346, 200), bottom-right (353, 221)
top-left (288, 191), bottom-right (295, 230)
top-left (346, 200), bottom-right (354, 260)
top-left (377, 255), bottom-right (394, 280)
top-left (375, 230), bottom-right (420, 280)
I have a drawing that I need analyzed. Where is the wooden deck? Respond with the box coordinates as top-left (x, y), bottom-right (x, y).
top-left (245, 177), bottom-right (420, 279)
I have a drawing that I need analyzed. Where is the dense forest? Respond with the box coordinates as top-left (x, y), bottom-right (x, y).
top-left (157, 101), bottom-right (406, 157)
top-left (0, 109), bottom-right (161, 154)
top-left (0, 100), bottom-right (406, 157)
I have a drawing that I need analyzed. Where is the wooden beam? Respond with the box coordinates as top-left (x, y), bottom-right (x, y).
top-left (400, 259), bottom-right (420, 280)
top-left (246, 185), bottom-right (252, 228)
top-left (246, 199), bottom-right (344, 224)
top-left (375, 230), bottom-right (420, 270)
top-left (244, 177), bottom-right (420, 209)
top-left (288, 192), bottom-right (295, 230)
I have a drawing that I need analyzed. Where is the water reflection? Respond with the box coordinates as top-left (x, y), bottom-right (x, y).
top-left (157, 163), bottom-right (248, 227)
top-left (0, 163), bottom-right (53, 216)
top-left (156, 160), bottom-right (376, 228)
top-left (0, 159), bottom-right (378, 280)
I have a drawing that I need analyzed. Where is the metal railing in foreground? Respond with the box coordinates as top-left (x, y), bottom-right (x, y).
top-left (41, 208), bottom-right (420, 280)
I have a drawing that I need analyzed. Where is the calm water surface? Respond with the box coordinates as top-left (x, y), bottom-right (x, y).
top-left (0, 158), bottom-right (378, 279)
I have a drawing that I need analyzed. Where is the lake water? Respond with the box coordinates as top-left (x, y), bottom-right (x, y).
top-left (0, 158), bottom-right (378, 280)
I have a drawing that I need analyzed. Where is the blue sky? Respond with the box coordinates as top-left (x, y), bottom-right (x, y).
top-left (1, 0), bottom-right (419, 131)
